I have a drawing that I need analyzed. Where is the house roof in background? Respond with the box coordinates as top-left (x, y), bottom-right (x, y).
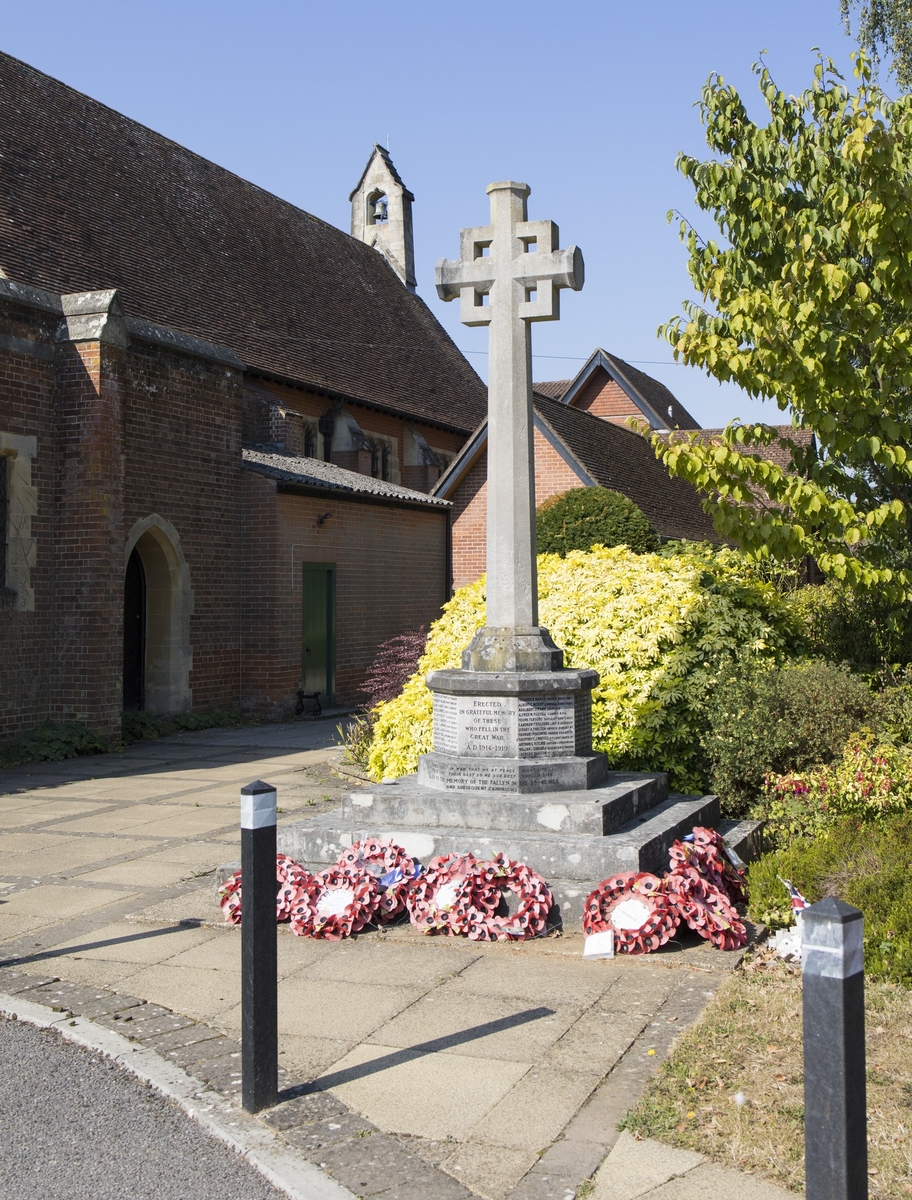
top-left (687, 427), bottom-right (817, 473)
top-left (535, 349), bottom-right (700, 431)
top-left (242, 449), bottom-right (450, 507)
top-left (433, 395), bottom-right (720, 543)
top-left (533, 396), bottom-right (719, 541)
top-left (0, 52), bottom-right (486, 433)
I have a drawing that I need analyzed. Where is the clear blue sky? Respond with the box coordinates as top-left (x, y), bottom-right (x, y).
top-left (4, 1), bottom-right (878, 426)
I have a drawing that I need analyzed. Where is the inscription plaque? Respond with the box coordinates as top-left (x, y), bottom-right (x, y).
top-left (517, 694), bottom-right (574, 757)
top-left (433, 692), bottom-right (458, 755)
top-left (456, 697), bottom-right (517, 757)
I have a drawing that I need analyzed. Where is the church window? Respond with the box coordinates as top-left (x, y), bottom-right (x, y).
top-left (371, 445), bottom-right (380, 478)
top-left (381, 444), bottom-right (391, 481)
top-left (304, 424), bottom-right (317, 458)
top-left (0, 434), bottom-right (36, 610)
top-left (474, 241), bottom-right (491, 259)
top-left (521, 237), bottom-right (538, 254)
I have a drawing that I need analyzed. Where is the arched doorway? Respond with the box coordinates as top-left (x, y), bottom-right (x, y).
top-left (122, 548), bottom-right (146, 710)
top-left (122, 517), bottom-right (192, 715)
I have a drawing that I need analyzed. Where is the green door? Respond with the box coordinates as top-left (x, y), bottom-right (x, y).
top-left (301, 563), bottom-right (335, 704)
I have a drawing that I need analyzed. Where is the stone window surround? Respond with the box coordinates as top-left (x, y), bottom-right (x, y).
top-left (0, 431), bottom-right (37, 611)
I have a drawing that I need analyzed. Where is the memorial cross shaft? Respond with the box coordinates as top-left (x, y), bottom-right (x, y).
top-left (436, 182), bottom-right (583, 655)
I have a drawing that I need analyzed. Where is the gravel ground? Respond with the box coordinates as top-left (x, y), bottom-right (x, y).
top-left (0, 1017), bottom-right (288, 1200)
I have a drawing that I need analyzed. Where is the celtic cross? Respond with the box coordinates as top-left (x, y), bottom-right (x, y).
top-left (436, 181), bottom-right (583, 650)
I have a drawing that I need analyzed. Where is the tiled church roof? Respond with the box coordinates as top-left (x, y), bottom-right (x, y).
top-left (0, 53), bottom-right (487, 434)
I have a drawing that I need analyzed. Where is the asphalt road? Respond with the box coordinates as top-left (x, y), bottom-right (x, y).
top-left (0, 1017), bottom-right (287, 1200)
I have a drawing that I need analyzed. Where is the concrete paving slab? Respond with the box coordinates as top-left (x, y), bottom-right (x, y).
top-left (642, 1162), bottom-right (795, 1198)
top-left (467, 1064), bottom-right (604, 1152)
top-left (44, 955), bottom-right (144, 989)
top-left (1, 830), bottom-right (79, 855)
top-left (122, 963), bottom-right (242, 1021)
top-left (78, 859), bottom-right (196, 888)
top-left (0, 884), bottom-right (136, 919)
top-left (441, 1142), bottom-right (539, 1200)
top-left (303, 939), bottom-right (481, 989)
top-left (443, 952), bottom-right (610, 1008)
top-left (591, 1132), bottom-right (705, 1199)
top-left (139, 840), bottom-right (238, 865)
top-left (314, 1041), bottom-right (531, 1141)
top-left (121, 885), bottom-right (228, 928)
top-left (539, 1005), bottom-right (649, 1076)
top-left (366, 990), bottom-right (580, 1063)
top-left (50, 803), bottom-right (215, 834)
top-left (278, 1033), bottom-right (357, 1080)
top-left (0, 911), bottom-right (59, 941)
top-left (50, 921), bottom-right (218, 964)
top-left (270, 977), bottom-right (428, 1043)
top-left (0, 800), bottom-right (109, 826)
top-left (4, 837), bottom-right (166, 877)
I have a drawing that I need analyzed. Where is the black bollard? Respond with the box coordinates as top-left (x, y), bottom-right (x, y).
top-left (240, 779), bottom-right (278, 1113)
top-left (802, 897), bottom-right (867, 1200)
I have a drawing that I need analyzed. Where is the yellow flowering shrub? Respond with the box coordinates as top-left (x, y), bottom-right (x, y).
top-left (367, 546), bottom-right (801, 792)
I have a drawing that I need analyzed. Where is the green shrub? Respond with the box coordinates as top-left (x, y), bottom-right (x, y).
top-left (535, 487), bottom-right (660, 556)
top-left (787, 582), bottom-right (912, 670)
top-left (121, 708), bottom-right (243, 743)
top-left (760, 732), bottom-right (912, 843)
top-left (367, 545), bottom-right (801, 792)
top-left (747, 815), bottom-right (912, 986)
top-left (703, 659), bottom-right (876, 816)
top-left (0, 721), bottom-right (110, 769)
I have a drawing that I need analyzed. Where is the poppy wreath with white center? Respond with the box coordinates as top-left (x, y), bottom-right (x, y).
top-left (289, 864), bottom-right (381, 940)
top-left (336, 837), bottom-right (421, 920)
top-left (463, 853), bottom-right (553, 942)
top-left (664, 867), bottom-right (746, 951)
top-left (406, 852), bottom-right (499, 935)
top-left (218, 852), bottom-right (313, 926)
top-left (582, 871), bottom-right (680, 954)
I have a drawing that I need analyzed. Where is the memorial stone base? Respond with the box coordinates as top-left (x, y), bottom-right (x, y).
top-left (277, 771), bottom-right (722, 926)
top-left (420, 665), bottom-right (608, 793)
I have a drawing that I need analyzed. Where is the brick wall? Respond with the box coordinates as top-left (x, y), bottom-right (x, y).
top-left (0, 300), bottom-right (57, 741)
top-left (570, 367), bottom-right (642, 425)
top-left (0, 296), bottom-right (456, 744)
top-left (122, 341), bottom-right (244, 713)
top-left (242, 472), bottom-right (449, 709)
top-left (449, 429), bottom-right (587, 590)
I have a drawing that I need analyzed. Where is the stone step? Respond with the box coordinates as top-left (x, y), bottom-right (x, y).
top-left (341, 770), bottom-right (668, 836)
top-left (276, 792), bottom-right (720, 884)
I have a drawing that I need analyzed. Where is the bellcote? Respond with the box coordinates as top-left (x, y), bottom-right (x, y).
top-left (350, 145), bottom-right (417, 292)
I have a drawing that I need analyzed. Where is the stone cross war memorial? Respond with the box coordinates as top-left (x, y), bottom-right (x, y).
top-left (280, 182), bottom-right (719, 925)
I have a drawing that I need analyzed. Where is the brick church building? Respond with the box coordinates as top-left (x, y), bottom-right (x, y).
top-left (0, 53), bottom-right (488, 744)
top-left (0, 53), bottom-right (758, 749)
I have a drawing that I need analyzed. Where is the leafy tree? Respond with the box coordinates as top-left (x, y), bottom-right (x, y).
top-left (842, 0), bottom-right (912, 91)
top-left (652, 53), bottom-right (912, 600)
top-left (536, 487), bottom-right (659, 556)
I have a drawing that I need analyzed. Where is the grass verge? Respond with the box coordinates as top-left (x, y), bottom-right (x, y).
top-left (620, 953), bottom-right (912, 1197)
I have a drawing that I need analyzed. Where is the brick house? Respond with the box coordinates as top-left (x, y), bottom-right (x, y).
top-left (0, 53), bottom-right (488, 742)
top-left (436, 352), bottom-right (718, 589)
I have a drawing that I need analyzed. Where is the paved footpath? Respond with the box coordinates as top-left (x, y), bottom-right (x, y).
top-left (0, 722), bottom-right (795, 1200)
